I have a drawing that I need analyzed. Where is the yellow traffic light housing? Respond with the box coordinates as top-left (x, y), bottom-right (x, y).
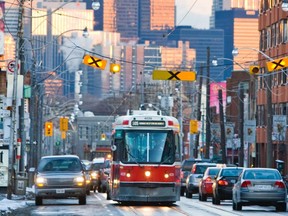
top-left (45, 122), bottom-right (53, 136)
top-left (249, 65), bottom-right (260, 75)
top-left (110, 63), bottom-right (121, 73)
top-left (101, 133), bottom-right (106, 140)
top-left (190, 119), bottom-right (198, 134)
top-left (82, 54), bottom-right (107, 70)
top-left (60, 117), bottom-right (69, 131)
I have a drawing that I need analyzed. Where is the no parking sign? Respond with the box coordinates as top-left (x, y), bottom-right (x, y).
top-left (7, 60), bottom-right (16, 73)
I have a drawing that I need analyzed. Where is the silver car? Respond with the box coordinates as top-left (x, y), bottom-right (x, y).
top-left (34, 155), bottom-right (87, 205)
top-left (232, 168), bottom-right (287, 212)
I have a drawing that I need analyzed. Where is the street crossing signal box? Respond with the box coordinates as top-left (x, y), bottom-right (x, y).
top-left (45, 122), bottom-right (53, 136)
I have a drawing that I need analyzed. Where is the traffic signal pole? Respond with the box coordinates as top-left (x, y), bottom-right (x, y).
top-left (205, 47), bottom-right (211, 159)
top-left (195, 64), bottom-right (203, 158)
top-left (7, 0), bottom-right (25, 200)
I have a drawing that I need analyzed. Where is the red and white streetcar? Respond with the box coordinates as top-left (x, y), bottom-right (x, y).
top-left (106, 108), bottom-right (181, 204)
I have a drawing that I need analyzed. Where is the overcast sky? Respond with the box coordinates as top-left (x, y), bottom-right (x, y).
top-left (175, 0), bottom-right (213, 29)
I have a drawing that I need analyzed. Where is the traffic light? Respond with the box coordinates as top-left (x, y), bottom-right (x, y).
top-left (45, 122), bottom-right (53, 136)
top-left (60, 117), bottom-right (69, 131)
top-left (110, 63), bottom-right (121, 73)
top-left (249, 65), bottom-right (260, 75)
top-left (101, 133), bottom-right (106, 140)
top-left (82, 54), bottom-right (107, 70)
top-left (190, 119), bottom-right (198, 134)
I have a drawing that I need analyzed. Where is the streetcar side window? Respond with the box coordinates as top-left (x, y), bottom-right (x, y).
top-left (174, 133), bottom-right (181, 161)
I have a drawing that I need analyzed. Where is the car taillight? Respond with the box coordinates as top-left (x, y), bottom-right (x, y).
top-left (218, 180), bottom-right (228, 186)
top-left (180, 171), bottom-right (184, 178)
top-left (192, 167), bottom-right (196, 173)
top-left (205, 177), bottom-right (212, 182)
top-left (241, 180), bottom-right (252, 188)
top-left (275, 181), bottom-right (285, 188)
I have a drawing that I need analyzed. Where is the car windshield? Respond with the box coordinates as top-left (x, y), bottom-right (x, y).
top-left (195, 164), bottom-right (216, 174)
top-left (243, 169), bottom-right (282, 180)
top-left (38, 157), bottom-right (82, 172)
top-left (221, 168), bottom-right (243, 177)
top-left (91, 160), bottom-right (110, 170)
top-left (207, 168), bottom-right (220, 176)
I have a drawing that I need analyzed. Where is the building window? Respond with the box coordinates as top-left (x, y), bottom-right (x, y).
top-left (271, 24), bottom-right (276, 47)
top-left (266, 26), bottom-right (271, 48)
top-left (282, 19), bottom-right (288, 43)
top-left (257, 105), bottom-right (265, 126)
top-left (283, 68), bottom-right (287, 84)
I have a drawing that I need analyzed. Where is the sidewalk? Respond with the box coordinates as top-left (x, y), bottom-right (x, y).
top-left (0, 187), bottom-right (34, 215)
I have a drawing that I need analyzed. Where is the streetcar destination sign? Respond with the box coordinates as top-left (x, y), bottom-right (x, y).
top-left (131, 120), bottom-right (166, 127)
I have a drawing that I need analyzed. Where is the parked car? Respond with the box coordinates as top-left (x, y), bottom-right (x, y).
top-left (185, 162), bottom-right (216, 198)
top-left (180, 158), bottom-right (211, 196)
top-left (232, 168), bottom-right (287, 211)
top-left (212, 167), bottom-right (244, 205)
top-left (89, 157), bottom-right (111, 193)
top-left (198, 167), bottom-right (221, 201)
top-left (34, 155), bottom-right (87, 205)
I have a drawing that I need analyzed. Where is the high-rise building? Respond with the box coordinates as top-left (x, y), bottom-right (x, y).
top-left (86, 0), bottom-right (175, 43)
top-left (215, 8), bottom-right (259, 78)
top-left (210, 0), bottom-right (260, 28)
top-left (167, 26), bottom-right (225, 81)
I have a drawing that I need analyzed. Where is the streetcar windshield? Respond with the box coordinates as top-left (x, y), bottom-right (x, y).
top-left (123, 130), bottom-right (176, 164)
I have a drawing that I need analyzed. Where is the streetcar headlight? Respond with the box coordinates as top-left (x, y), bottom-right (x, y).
top-left (145, 171), bottom-right (151, 177)
top-left (164, 173), bottom-right (169, 179)
top-left (126, 172), bottom-right (131, 178)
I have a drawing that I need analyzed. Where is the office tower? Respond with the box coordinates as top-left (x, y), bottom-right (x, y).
top-left (87, 0), bottom-right (175, 43)
top-left (167, 26), bottom-right (225, 82)
top-left (210, 0), bottom-right (260, 28)
top-left (215, 8), bottom-right (259, 76)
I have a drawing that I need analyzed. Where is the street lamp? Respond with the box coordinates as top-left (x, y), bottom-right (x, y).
top-left (92, 1), bottom-right (101, 10)
top-left (282, 0), bottom-right (288, 12)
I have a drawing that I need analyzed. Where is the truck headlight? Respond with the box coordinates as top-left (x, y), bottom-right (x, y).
top-left (35, 177), bottom-right (47, 187)
top-left (74, 176), bottom-right (85, 186)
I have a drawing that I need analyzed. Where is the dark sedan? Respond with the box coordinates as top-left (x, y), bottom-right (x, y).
top-left (232, 168), bottom-right (287, 211)
top-left (212, 167), bottom-right (243, 205)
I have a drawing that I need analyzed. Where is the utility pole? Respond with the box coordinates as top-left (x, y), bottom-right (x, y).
top-left (7, 0), bottom-right (25, 199)
top-left (218, 89), bottom-right (226, 164)
top-left (266, 72), bottom-right (273, 168)
top-left (205, 47), bottom-right (211, 159)
top-left (238, 83), bottom-right (244, 167)
top-left (195, 64), bottom-right (203, 158)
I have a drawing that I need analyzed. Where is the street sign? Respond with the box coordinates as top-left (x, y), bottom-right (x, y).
top-left (82, 55), bottom-right (107, 70)
top-left (7, 60), bottom-right (16, 73)
top-left (266, 57), bottom-right (288, 72)
top-left (152, 70), bottom-right (196, 81)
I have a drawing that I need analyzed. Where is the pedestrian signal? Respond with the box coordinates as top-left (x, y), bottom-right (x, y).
top-left (82, 55), bottom-right (107, 70)
top-left (45, 122), bottom-right (53, 136)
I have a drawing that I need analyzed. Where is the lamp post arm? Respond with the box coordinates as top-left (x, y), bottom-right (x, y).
top-left (214, 57), bottom-right (248, 71)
